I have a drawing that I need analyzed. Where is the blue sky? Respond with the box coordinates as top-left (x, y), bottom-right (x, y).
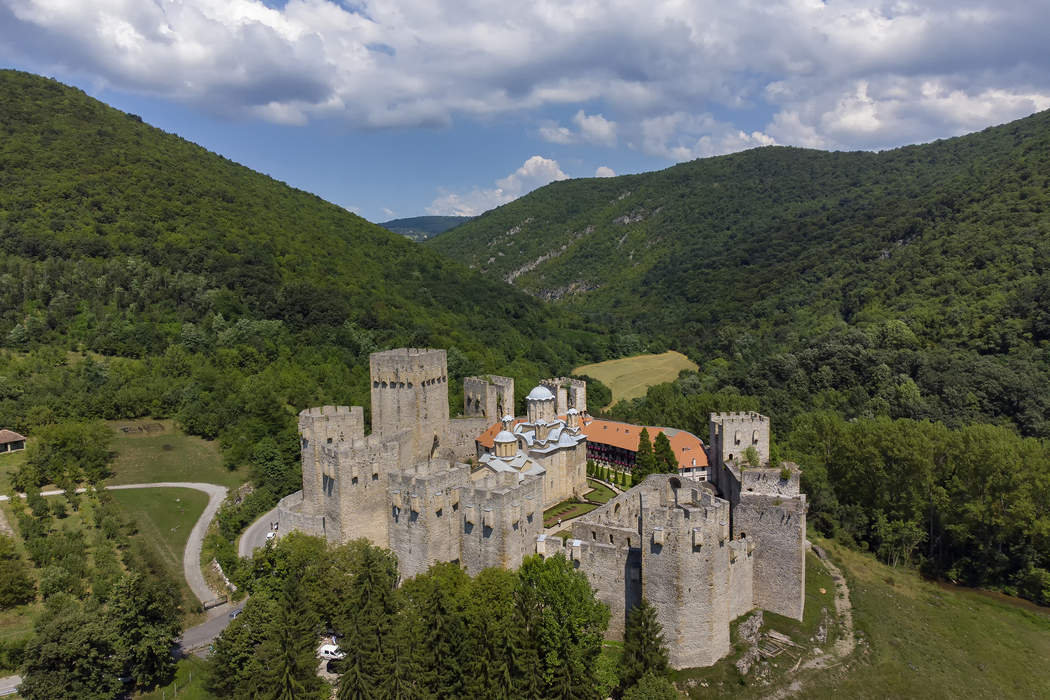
top-left (2, 1), bottom-right (1049, 222)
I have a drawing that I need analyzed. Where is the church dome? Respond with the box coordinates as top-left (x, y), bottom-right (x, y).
top-left (526, 385), bottom-right (555, 401)
top-left (494, 430), bottom-right (517, 443)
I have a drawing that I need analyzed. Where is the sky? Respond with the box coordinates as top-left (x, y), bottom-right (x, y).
top-left (2, 1), bottom-right (1049, 223)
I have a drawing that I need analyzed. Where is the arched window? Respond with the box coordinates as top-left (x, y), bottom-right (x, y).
top-left (752, 430), bottom-right (759, 444)
top-left (734, 430), bottom-right (741, 446)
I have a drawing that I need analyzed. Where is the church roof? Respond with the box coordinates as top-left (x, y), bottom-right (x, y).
top-left (526, 385), bottom-right (555, 401)
top-left (494, 430), bottom-right (517, 443)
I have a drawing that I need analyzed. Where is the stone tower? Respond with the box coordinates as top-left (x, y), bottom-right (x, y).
top-left (298, 406), bottom-right (364, 511)
top-left (370, 348), bottom-right (450, 462)
top-left (709, 412), bottom-right (770, 467)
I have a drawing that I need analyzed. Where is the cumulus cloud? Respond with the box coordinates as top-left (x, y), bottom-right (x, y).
top-left (427, 156), bottom-right (568, 216)
top-left (2, 1), bottom-right (1049, 157)
top-left (595, 166), bottom-right (616, 177)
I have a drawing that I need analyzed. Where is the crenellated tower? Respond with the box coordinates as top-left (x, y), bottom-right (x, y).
top-left (370, 348), bottom-right (450, 462)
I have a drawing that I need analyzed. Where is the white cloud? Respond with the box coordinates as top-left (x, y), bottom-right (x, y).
top-left (382, 207), bottom-right (395, 218)
top-left (573, 110), bottom-right (617, 146)
top-left (427, 156), bottom-right (568, 216)
top-left (1, 0), bottom-right (1049, 159)
top-left (595, 166), bottom-right (616, 177)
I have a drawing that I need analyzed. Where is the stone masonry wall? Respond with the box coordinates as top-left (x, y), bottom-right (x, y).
top-left (733, 492), bottom-right (806, 620)
top-left (388, 463), bottom-right (472, 580)
top-left (459, 473), bottom-right (543, 576)
top-left (370, 349), bottom-right (450, 462)
top-left (298, 406), bottom-right (365, 516)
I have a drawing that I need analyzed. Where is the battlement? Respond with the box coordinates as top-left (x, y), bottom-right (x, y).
top-left (299, 405), bottom-right (357, 418)
top-left (709, 411), bottom-right (769, 424)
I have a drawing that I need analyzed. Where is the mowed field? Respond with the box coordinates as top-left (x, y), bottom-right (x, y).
top-left (107, 418), bottom-right (247, 488)
top-left (573, 351), bottom-right (698, 408)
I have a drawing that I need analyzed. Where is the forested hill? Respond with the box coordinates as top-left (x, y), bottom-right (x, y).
top-left (0, 70), bottom-right (606, 494)
top-left (379, 215), bottom-right (473, 241)
top-left (431, 111), bottom-right (1050, 438)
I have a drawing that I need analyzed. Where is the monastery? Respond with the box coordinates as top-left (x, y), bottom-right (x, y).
top-left (279, 348), bottom-right (806, 668)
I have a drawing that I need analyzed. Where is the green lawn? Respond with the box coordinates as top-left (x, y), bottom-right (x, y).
top-left (110, 487), bottom-right (209, 622)
top-left (584, 479), bottom-right (616, 504)
top-left (107, 419), bottom-right (247, 488)
top-left (543, 500), bottom-right (599, 528)
top-left (573, 351), bottom-right (698, 409)
top-left (672, 536), bottom-right (1050, 698)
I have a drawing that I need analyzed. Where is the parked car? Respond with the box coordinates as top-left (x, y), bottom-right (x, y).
top-left (229, 607), bottom-right (243, 619)
top-left (318, 643), bottom-right (346, 660)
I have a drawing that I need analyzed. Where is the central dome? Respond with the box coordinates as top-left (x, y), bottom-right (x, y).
top-left (526, 385), bottom-right (555, 401)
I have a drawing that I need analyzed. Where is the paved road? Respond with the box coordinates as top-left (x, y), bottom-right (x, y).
top-left (1, 482), bottom-right (227, 605)
top-left (0, 675), bottom-right (20, 696)
top-left (239, 505), bottom-right (281, 558)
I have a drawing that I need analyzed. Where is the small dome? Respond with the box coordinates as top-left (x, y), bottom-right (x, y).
top-left (502, 414), bottom-right (514, 422)
top-left (526, 385), bottom-right (555, 401)
top-left (494, 430), bottom-right (517, 443)
top-left (567, 408), bottom-right (579, 414)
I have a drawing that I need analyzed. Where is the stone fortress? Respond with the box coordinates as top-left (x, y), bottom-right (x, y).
top-left (279, 349), bottom-right (806, 668)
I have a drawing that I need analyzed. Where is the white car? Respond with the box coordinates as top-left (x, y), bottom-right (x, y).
top-left (318, 644), bottom-right (345, 660)
top-left (265, 531), bottom-right (276, 541)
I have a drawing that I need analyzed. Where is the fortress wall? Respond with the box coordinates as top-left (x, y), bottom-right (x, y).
top-left (446, 417), bottom-right (494, 461)
top-left (388, 464), bottom-right (471, 580)
top-left (727, 537), bottom-right (756, 621)
top-left (734, 493), bottom-right (807, 621)
top-left (276, 490), bottom-right (329, 538)
top-left (709, 412), bottom-right (770, 468)
top-left (459, 474), bottom-right (543, 575)
top-left (569, 522), bottom-right (641, 640)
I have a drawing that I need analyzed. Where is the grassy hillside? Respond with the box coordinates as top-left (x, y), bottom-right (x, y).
top-left (0, 70), bottom-right (609, 506)
top-left (573, 351), bottom-right (697, 408)
top-left (379, 215), bottom-right (473, 241)
top-left (432, 112), bottom-right (1050, 438)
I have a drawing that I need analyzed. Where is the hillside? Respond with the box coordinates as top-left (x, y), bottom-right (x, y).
top-left (0, 70), bottom-right (606, 503)
top-left (431, 113), bottom-right (1050, 438)
top-left (379, 215), bottom-right (473, 241)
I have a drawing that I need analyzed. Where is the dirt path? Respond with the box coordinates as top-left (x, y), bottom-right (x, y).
top-left (803, 545), bottom-right (856, 668)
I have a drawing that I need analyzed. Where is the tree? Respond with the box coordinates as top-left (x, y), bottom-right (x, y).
top-left (19, 595), bottom-right (122, 700)
top-left (515, 554), bottom-right (610, 698)
top-left (653, 432), bottom-right (678, 474)
top-left (462, 568), bottom-right (520, 699)
top-left (623, 672), bottom-right (677, 700)
top-left (0, 535), bottom-right (35, 609)
top-left (633, 428), bottom-right (655, 485)
top-left (17, 421), bottom-right (113, 489)
top-left (399, 562), bottom-right (470, 698)
top-left (743, 445), bottom-right (760, 467)
top-left (207, 594), bottom-right (281, 699)
top-left (108, 571), bottom-right (181, 689)
top-left (620, 599), bottom-right (669, 691)
top-left (336, 544), bottom-right (400, 700)
top-left (257, 583), bottom-right (324, 700)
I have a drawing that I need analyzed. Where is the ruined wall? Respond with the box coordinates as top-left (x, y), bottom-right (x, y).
top-left (733, 492), bottom-right (806, 621)
top-left (463, 375), bottom-right (515, 419)
top-left (370, 349), bottom-right (450, 462)
top-left (459, 473), bottom-right (543, 575)
top-left (388, 463), bottom-right (472, 580)
top-left (542, 377), bottom-right (587, 415)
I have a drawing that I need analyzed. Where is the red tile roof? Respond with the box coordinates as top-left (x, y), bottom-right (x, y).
top-left (474, 417), bottom-right (707, 471)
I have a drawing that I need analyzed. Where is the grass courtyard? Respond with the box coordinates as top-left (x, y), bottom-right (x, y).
top-left (584, 478), bottom-right (616, 504)
top-left (573, 350), bottom-right (698, 409)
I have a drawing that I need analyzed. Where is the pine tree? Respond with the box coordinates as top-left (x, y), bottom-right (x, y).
top-left (338, 545), bottom-right (400, 700)
top-left (619, 599), bottom-right (669, 692)
top-left (258, 583), bottom-right (324, 700)
top-left (633, 428), bottom-right (655, 485)
top-left (653, 432), bottom-right (678, 474)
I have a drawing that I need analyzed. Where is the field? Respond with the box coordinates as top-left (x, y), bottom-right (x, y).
top-left (107, 419), bottom-right (247, 488)
top-left (110, 487), bottom-right (209, 622)
top-left (673, 536), bottom-right (1050, 699)
top-left (573, 351), bottom-right (697, 408)
top-left (137, 656), bottom-right (213, 700)
top-left (0, 448), bottom-right (27, 494)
